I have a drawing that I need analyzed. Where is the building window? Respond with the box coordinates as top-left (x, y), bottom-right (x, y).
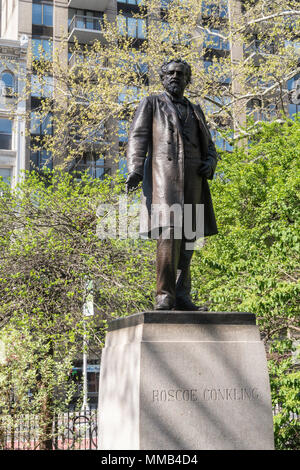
top-left (118, 0), bottom-right (142, 4)
top-left (244, 39), bottom-right (276, 55)
top-left (204, 29), bottom-right (230, 51)
top-left (30, 149), bottom-right (53, 170)
top-left (118, 86), bottom-right (140, 104)
top-left (205, 95), bottom-right (231, 114)
top-left (0, 71), bottom-right (15, 95)
top-left (161, 0), bottom-right (172, 8)
top-left (31, 74), bottom-right (53, 98)
top-left (211, 129), bottom-right (232, 152)
top-left (246, 98), bottom-right (277, 122)
top-left (118, 121), bottom-right (128, 176)
top-left (118, 15), bottom-right (146, 39)
top-left (202, 0), bottom-right (228, 18)
top-left (32, 38), bottom-right (53, 61)
top-left (118, 53), bottom-right (148, 80)
top-left (0, 168), bottom-right (12, 185)
top-left (288, 73), bottom-right (300, 118)
top-left (0, 119), bottom-right (12, 149)
top-left (119, 158), bottom-right (128, 177)
top-left (118, 120), bottom-right (128, 143)
top-left (68, 9), bottom-right (103, 31)
top-left (285, 40), bottom-right (300, 55)
top-left (289, 103), bottom-right (300, 117)
top-left (204, 60), bottom-right (231, 83)
top-left (70, 360), bottom-right (100, 406)
top-left (71, 154), bottom-right (110, 180)
top-left (31, 111), bottom-right (53, 135)
top-left (32, 1), bottom-right (53, 27)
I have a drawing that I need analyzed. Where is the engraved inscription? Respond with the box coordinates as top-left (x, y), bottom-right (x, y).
top-left (153, 389), bottom-right (198, 402)
top-left (203, 387), bottom-right (259, 401)
top-left (152, 387), bottom-right (259, 402)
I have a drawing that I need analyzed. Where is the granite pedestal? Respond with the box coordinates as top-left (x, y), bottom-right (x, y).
top-left (98, 311), bottom-right (274, 450)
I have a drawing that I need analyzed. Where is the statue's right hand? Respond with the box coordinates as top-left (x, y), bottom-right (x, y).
top-left (125, 172), bottom-right (143, 193)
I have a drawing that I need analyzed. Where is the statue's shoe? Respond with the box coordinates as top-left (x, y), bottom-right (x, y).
top-left (175, 297), bottom-right (208, 311)
top-left (154, 298), bottom-right (175, 310)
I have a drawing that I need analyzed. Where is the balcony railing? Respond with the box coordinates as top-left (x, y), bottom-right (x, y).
top-left (244, 40), bottom-right (276, 55)
top-left (68, 51), bottom-right (108, 70)
top-left (69, 15), bottom-right (103, 33)
top-left (68, 51), bottom-right (84, 69)
top-left (68, 15), bottom-right (104, 43)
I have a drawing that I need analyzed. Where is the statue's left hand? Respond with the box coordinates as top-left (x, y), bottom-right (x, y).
top-left (126, 172), bottom-right (143, 193)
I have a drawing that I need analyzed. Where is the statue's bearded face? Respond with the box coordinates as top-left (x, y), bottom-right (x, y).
top-left (162, 62), bottom-right (188, 98)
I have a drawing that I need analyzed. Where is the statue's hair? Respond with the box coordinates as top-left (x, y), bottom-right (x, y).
top-left (159, 58), bottom-right (192, 85)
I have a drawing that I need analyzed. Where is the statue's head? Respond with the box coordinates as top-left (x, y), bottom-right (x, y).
top-left (159, 59), bottom-right (192, 97)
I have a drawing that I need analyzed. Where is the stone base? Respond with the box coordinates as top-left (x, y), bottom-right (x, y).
top-left (98, 311), bottom-right (274, 450)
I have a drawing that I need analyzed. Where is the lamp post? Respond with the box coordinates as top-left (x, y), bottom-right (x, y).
top-left (82, 281), bottom-right (94, 412)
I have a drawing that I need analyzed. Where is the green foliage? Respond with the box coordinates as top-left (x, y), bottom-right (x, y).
top-left (0, 327), bottom-right (77, 413)
top-left (192, 118), bottom-right (300, 449)
top-left (4, 0), bottom-right (299, 170)
top-left (268, 340), bottom-right (300, 449)
top-left (0, 170), bottom-right (155, 331)
top-left (0, 170), bottom-right (155, 447)
top-left (0, 120), bottom-right (299, 448)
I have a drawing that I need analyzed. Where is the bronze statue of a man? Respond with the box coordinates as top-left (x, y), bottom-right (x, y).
top-left (126, 59), bottom-right (218, 311)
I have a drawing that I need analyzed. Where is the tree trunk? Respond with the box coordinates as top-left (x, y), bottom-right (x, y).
top-left (38, 342), bottom-right (54, 451)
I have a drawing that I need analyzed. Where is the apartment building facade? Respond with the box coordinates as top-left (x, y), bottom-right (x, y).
top-left (0, 1), bottom-right (114, 176)
top-left (0, 36), bottom-right (27, 187)
top-left (0, 0), bottom-right (299, 178)
top-left (0, 0), bottom-right (235, 177)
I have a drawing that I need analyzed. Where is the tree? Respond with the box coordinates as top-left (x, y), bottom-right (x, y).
top-left (191, 118), bottom-right (300, 449)
top-left (0, 0), bottom-right (299, 449)
top-left (3, 0), bottom-right (299, 170)
top-left (0, 123), bottom-right (298, 449)
top-left (0, 170), bottom-right (155, 448)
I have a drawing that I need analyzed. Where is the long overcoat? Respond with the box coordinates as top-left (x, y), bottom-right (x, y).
top-left (126, 92), bottom-right (218, 238)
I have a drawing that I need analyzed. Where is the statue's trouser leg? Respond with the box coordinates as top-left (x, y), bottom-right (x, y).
top-left (156, 227), bottom-right (181, 305)
top-left (156, 227), bottom-right (194, 306)
top-left (175, 243), bottom-right (194, 301)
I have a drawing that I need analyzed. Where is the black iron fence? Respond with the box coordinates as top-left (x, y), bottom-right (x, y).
top-left (0, 408), bottom-right (98, 450)
top-left (0, 406), bottom-right (297, 450)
